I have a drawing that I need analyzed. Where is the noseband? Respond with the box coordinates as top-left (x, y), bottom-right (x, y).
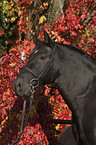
top-left (12, 45), bottom-right (55, 144)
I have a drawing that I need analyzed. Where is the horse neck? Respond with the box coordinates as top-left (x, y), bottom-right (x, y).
top-left (53, 44), bottom-right (93, 112)
top-left (53, 44), bottom-right (96, 145)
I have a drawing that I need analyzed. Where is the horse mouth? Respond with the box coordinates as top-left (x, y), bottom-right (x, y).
top-left (13, 78), bottom-right (32, 97)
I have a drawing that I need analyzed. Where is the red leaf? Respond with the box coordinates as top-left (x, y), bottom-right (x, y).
top-left (70, 31), bottom-right (77, 36)
top-left (0, 104), bottom-right (6, 112)
top-left (1, 114), bottom-right (4, 120)
top-left (10, 48), bottom-right (17, 52)
top-left (3, 51), bottom-right (7, 55)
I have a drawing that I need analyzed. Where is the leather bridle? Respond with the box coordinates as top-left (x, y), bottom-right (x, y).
top-left (12, 44), bottom-right (55, 144)
top-left (23, 54), bottom-right (53, 90)
top-left (23, 44), bottom-right (55, 89)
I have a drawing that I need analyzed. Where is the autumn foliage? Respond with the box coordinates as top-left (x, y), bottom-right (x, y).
top-left (0, 0), bottom-right (96, 144)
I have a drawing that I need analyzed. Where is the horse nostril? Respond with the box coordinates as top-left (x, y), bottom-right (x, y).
top-left (16, 82), bottom-right (22, 92)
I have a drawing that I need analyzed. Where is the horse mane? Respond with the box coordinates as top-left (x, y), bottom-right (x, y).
top-left (56, 42), bottom-right (85, 55)
top-left (55, 42), bottom-right (96, 64)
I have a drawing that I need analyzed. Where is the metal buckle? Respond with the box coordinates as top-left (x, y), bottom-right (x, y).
top-left (30, 78), bottom-right (39, 92)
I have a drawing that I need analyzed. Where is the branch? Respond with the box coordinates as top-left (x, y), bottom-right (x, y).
top-left (13, 0), bottom-right (21, 40)
top-left (83, 6), bottom-right (96, 28)
top-left (83, 13), bottom-right (95, 27)
top-left (57, 0), bottom-right (64, 13)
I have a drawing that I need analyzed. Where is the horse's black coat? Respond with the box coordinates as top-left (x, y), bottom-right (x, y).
top-left (58, 126), bottom-right (77, 145)
top-left (13, 32), bottom-right (96, 145)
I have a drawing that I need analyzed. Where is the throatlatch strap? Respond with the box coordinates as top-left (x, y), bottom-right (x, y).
top-left (12, 93), bottom-right (34, 145)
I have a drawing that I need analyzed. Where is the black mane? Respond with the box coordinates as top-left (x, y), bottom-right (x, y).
top-left (55, 42), bottom-right (96, 64)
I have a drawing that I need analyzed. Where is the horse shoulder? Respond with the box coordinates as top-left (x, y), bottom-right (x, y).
top-left (58, 126), bottom-right (77, 145)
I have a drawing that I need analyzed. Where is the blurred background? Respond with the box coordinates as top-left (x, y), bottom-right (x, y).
top-left (0, 0), bottom-right (96, 144)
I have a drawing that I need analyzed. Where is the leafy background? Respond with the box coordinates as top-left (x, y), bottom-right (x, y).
top-left (0, 0), bottom-right (96, 144)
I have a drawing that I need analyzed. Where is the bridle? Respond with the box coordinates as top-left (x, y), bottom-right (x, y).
top-left (22, 43), bottom-right (56, 93)
top-left (12, 44), bottom-right (55, 144)
top-left (23, 52), bottom-right (53, 89)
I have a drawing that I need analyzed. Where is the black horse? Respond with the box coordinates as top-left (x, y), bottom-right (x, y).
top-left (13, 32), bottom-right (96, 145)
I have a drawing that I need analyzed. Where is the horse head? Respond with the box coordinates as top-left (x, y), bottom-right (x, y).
top-left (13, 32), bottom-right (55, 98)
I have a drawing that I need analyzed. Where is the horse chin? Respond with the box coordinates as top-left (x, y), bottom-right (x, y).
top-left (24, 87), bottom-right (32, 97)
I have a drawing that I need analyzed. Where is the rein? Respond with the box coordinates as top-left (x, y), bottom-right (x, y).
top-left (12, 87), bottom-right (35, 145)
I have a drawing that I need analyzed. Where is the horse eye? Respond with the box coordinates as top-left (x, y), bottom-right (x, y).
top-left (40, 56), bottom-right (45, 60)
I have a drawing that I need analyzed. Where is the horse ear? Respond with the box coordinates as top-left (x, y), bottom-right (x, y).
top-left (44, 31), bottom-right (54, 48)
top-left (33, 35), bottom-right (41, 45)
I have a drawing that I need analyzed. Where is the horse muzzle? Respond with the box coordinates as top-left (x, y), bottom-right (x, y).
top-left (13, 78), bottom-right (31, 97)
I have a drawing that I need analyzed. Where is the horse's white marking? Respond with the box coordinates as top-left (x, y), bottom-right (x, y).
top-left (21, 52), bottom-right (25, 60)
top-left (34, 50), bottom-right (38, 54)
